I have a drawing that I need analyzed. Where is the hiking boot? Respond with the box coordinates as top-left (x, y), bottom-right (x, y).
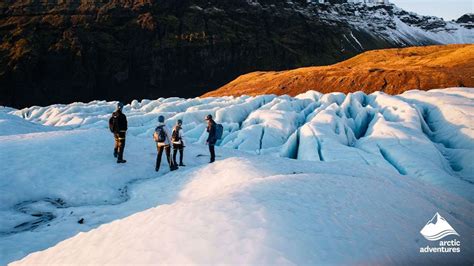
top-left (113, 150), bottom-right (118, 158)
top-left (179, 163), bottom-right (186, 167)
top-left (117, 159), bottom-right (127, 163)
top-left (155, 167), bottom-right (159, 172)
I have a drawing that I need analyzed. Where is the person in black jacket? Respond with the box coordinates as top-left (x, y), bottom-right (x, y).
top-left (172, 119), bottom-right (186, 167)
top-left (109, 102), bottom-right (128, 163)
top-left (205, 114), bottom-right (217, 163)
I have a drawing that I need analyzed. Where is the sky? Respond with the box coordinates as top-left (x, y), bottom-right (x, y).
top-left (390, 0), bottom-right (473, 20)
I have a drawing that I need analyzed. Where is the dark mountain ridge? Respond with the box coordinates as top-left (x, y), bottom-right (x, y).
top-left (0, 0), bottom-right (472, 108)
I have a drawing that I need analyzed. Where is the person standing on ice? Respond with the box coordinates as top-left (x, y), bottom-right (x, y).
top-left (154, 115), bottom-right (178, 172)
top-left (109, 102), bottom-right (128, 163)
top-left (205, 114), bottom-right (217, 163)
top-left (171, 119), bottom-right (186, 167)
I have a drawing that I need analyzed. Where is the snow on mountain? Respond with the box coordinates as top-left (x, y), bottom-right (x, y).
top-left (1, 88), bottom-right (473, 264)
top-left (266, 2), bottom-right (474, 46)
top-left (214, 1), bottom-right (474, 46)
top-left (311, 3), bottom-right (474, 45)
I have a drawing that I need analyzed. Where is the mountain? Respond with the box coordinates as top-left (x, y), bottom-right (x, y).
top-left (456, 13), bottom-right (474, 28)
top-left (0, 0), bottom-right (473, 108)
top-left (203, 44), bottom-right (474, 97)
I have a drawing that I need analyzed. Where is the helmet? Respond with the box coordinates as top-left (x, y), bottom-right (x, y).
top-left (177, 119), bottom-right (183, 125)
top-left (205, 114), bottom-right (212, 120)
top-left (116, 102), bottom-right (124, 110)
top-left (158, 115), bottom-right (165, 123)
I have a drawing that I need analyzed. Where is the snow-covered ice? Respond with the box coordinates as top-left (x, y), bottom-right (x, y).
top-left (0, 88), bottom-right (473, 264)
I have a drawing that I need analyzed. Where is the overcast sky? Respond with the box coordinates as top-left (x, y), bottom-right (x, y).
top-left (390, 0), bottom-right (473, 20)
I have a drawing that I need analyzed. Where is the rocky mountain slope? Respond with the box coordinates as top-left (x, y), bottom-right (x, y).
top-left (204, 44), bottom-right (474, 97)
top-left (0, 0), bottom-right (472, 108)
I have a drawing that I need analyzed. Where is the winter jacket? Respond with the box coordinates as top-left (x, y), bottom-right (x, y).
top-left (154, 123), bottom-right (172, 146)
top-left (172, 125), bottom-right (184, 145)
top-left (109, 110), bottom-right (128, 137)
top-left (207, 119), bottom-right (217, 145)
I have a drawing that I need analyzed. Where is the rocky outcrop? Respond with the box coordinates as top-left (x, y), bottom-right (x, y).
top-left (0, 0), bottom-right (472, 108)
top-left (203, 44), bottom-right (474, 97)
top-left (456, 14), bottom-right (474, 29)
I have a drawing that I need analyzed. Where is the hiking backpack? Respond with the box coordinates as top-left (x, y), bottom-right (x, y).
top-left (215, 124), bottom-right (224, 140)
top-left (154, 126), bottom-right (166, 143)
top-left (109, 114), bottom-right (119, 133)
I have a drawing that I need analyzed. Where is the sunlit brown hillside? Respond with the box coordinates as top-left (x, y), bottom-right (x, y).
top-left (203, 44), bottom-right (474, 97)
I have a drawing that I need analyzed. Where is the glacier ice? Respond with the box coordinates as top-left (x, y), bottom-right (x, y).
top-left (0, 87), bottom-right (473, 265)
top-left (5, 88), bottom-right (473, 201)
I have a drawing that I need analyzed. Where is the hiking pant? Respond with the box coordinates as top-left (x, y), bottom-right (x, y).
top-left (156, 144), bottom-right (173, 171)
top-left (173, 143), bottom-right (184, 165)
top-left (114, 132), bottom-right (126, 160)
top-left (209, 144), bottom-right (215, 163)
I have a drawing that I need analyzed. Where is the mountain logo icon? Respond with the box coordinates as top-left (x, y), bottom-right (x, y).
top-left (420, 212), bottom-right (459, 241)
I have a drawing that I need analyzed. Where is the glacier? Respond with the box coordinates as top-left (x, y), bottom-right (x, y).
top-left (0, 88), bottom-right (473, 264)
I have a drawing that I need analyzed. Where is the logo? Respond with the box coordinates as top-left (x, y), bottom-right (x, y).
top-left (419, 212), bottom-right (461, 254)
top-left (420, 212), bottom-right (459, 241)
